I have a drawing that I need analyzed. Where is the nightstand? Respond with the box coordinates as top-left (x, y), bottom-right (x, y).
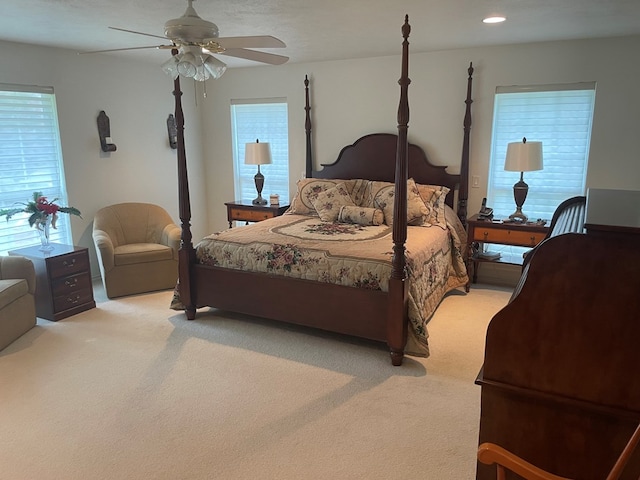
top-left (466, 214), bottom-right (549, 289)
top-left (8, 243), bottom-right (96, 321)
top-left (225, 200), bottom-right (289, 228)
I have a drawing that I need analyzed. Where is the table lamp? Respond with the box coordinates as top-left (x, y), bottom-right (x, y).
top-left (244, 139), bottom-right (272, 205)
top-left (504, 137), bottom-right (543, 222)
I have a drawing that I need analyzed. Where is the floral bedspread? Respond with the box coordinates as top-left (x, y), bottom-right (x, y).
top-left (172, 207), bottom-right (468, 357)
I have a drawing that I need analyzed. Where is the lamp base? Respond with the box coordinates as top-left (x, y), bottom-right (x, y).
top-left (508, 208), bottom-right (528, 223)
top-left (252, 167), bottom-right (267, 206)
top-left (510, 175), bottom-right (529, 223)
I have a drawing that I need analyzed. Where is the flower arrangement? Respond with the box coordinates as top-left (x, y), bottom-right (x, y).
top-left (0, 191), bottom-right (81, 228)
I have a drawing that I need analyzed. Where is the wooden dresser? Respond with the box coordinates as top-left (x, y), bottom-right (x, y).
top-left (475, 226), bottom-right (640, 479)
top-left (9, 243), bottom-right (96, 321)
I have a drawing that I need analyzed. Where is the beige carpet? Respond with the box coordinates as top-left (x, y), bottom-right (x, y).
top-left (0, 281), bottom-right (512, 480)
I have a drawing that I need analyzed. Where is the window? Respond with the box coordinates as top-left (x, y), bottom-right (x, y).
top-left (0, 84), bottom-right (72, 255)
top-left (230, 99), bottom-right (289, 205)
top-left (486, 83), bottom-right (596, 222)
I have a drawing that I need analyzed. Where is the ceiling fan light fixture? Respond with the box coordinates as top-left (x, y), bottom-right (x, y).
top-left (93, 0), bottom-right (286, 80)
top-left (203, 55), bottom-right (227, 79)
top-left (161, 56), bottom-right (180, 80)
top-left (176, 51), bottom-right (198, 77)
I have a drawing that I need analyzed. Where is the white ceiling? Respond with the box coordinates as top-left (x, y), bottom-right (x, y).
top-left (2, 0), bottom-right (640, 69)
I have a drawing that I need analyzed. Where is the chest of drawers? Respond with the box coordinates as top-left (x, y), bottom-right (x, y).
top-left (9, 243), bottom-right (96, 321)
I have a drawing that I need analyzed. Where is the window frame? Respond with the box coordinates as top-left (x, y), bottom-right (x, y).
top-left (486, 82), bottom-right (596, 223)
top-left (0, 83), bottom-right (73, 255)
top-left (230, 98), bottom-right (290, 207)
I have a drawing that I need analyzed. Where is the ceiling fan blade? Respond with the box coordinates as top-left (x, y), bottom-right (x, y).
top-left (78, 45), bottom-right (172, 55)
top-left (109, 27), bottom-right (169, 41)
top-left (215, 35), bottom-right (286, 49)
top-left (220, 48), bottom-right (289, 65)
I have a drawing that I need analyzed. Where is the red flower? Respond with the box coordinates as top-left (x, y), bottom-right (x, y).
top-left (35, 196), bottom-right (60, 215)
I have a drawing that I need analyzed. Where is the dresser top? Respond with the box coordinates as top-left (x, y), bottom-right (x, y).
top-left (8, 243), bottom-right (83, 259)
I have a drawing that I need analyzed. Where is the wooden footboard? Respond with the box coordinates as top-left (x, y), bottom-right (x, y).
top-left (193, 264), bottom-right (389, 343)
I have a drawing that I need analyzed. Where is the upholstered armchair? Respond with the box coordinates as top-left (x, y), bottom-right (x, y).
top-left (92, 203), bottom-right (181, 299)
top-left (0, 255), bottom-right (36, 350)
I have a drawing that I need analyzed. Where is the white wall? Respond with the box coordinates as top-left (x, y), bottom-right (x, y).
top-left (0, 41), bottom-right (207, 275)
top-left (2, 33), bottom-right (639, 285)
top-left (200, 34), bottom-right (640, 285)
top-left (202, 35), bottom-right (640, 235)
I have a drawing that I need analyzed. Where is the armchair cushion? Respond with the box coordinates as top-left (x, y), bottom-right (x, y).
top-left (114, 243), bottom-right (174, 266)
top-left (0, 279), bottom-right (30, 311)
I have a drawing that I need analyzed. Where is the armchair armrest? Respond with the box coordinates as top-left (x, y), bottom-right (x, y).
top-left (478, 422), bottom-right (640, 480)
top-left (0, 255), bottom-right (36, 294)
top-left (162, 223), bottom-right (181, 256)
top-left (478, 443), bottom-right (571, 480)
top-left (92, 228), bottom-right (115, 271)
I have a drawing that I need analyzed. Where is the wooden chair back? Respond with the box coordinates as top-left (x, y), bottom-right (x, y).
top-left (478, 423), bottom-right (640, 480)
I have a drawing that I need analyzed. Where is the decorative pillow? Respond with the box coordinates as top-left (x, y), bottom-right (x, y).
top-left (311, 183), bottom-right (356, 221)
top-left (338, 205), bottom-right (384, 226)
top-left (416, 183), bottom-right (451, 229)
top-left (369, 178), bottom-right (429, 226)
top-left (287, 179), bottom-right (355, 216)
top-left (349, 179), bottom-right (372, 207)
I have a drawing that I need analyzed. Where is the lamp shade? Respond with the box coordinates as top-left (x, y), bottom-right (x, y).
top-left (244, 140), bottom-right (272, 166)
top-left (203, 55), bottom-right (227, 79)
top-left (504, 137), bottom-right (543, 172)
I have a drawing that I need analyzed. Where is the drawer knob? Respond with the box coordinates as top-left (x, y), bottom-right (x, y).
top-left (63, 259), bottom-right (77, 268)
top-left (65, 278), bottom-right (78, 288)
top-left (67, 294), bottom-right (81, 305)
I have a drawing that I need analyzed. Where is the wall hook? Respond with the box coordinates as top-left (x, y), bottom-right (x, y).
top-left (97, 110), bottom-right (117, 152)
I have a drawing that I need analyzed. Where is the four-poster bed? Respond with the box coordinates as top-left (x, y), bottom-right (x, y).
top-left (171, 16), bottom-right (474, 366)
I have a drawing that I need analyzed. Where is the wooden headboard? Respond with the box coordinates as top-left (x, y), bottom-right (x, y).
top-left (302, 63), bottom-right (474, 224)
top-left (312, 133), bottom-right (460, 209)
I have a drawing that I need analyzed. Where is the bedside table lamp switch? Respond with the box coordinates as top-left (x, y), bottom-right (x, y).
top-left (504, 137), bottom-right (543, 222)
top-left (245, 139), bottom-right (272, 205)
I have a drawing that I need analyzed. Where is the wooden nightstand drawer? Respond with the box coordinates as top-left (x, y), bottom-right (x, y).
top-left (225, 201), bottom-right (290, 228)
top-left (53, 288), bottom-right (94, 313)
top-left (51, 271), bottom-right (92, 297)
top-left (48, 251), bottom-right (90, 279)
top-left (472, 227), bottom-right (547, 247)
top-left (230, 208), bottom-right (274, 222)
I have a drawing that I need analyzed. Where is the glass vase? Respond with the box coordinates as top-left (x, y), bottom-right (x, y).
top-left (37, 215), bottom-right (54, 252)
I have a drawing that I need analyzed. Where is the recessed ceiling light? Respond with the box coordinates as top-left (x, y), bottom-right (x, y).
top-left (483, 16), bottom-right (506, 24)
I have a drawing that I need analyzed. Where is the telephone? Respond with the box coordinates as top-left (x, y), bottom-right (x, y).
top-left (478, 198), bottom-right (494, 220)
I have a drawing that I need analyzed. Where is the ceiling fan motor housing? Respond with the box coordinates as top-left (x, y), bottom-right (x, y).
top-left (164, 1), bottom-right (219, 44)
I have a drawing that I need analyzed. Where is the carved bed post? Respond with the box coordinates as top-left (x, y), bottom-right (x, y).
top-left (304, 75), bottom-right (313, 179)
top-left (173, 50), bottom-right (197, 320)
top-left (457, 62), bottom-right (474, 229)
top-left (388, 15), bottom-right (411, 366)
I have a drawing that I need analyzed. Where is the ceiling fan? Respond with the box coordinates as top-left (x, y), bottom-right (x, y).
top-left (79, 0), bottom-right (288, 80)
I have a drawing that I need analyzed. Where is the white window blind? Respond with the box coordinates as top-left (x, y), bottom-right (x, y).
top-left (486, 83), bottom-right (596, 222)
top-left (0, 84), bottom-right (72, 254)
top-left (230, 99), bottom-right (289, 205)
